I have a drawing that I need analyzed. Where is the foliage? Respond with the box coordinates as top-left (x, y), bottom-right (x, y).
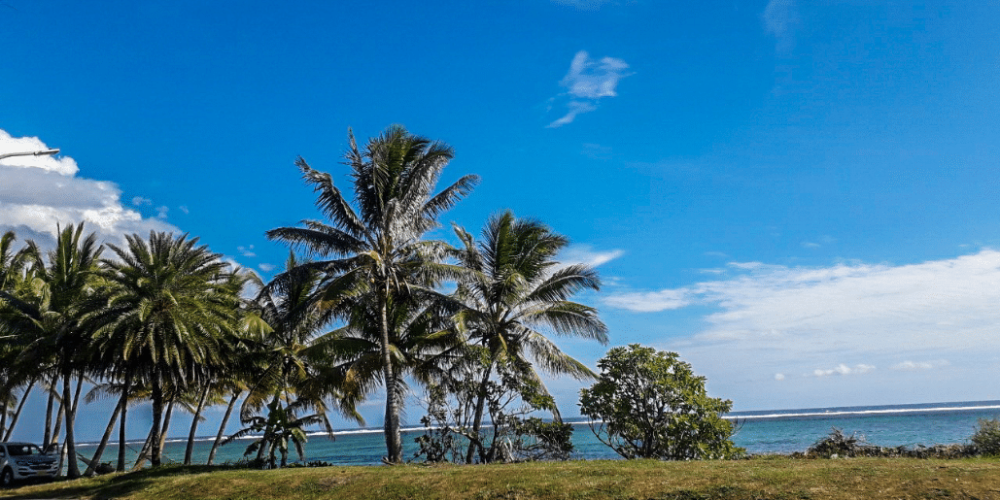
top-left (414, 357), bottom-right (574, 464)
top-left (266, 125), bottom-right (478, 463)
top-left (224, 395), bottom-right (325, 469)
top-left (807, 427), bottom-right (864, 458)
top-left (971, 418), bottom-right (1000, 456)
top-left (450, 210), bottom-right (608, 462)
top-left (579, 344), bottom-right (742, 460)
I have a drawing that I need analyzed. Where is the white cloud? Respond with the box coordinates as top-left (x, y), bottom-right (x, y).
top-left (238, 245), bottom-right (256, 258)
top-left (547, 51), bottom-right (630, 128)
top-left (258, 263), bottom-right (276, 272)
top-left (561, 51), bottom-right (629, 100)
top-left (179, 205), bottom-right (189, 214)
top-left (0, 129), bottom-right (179, 252)
top-left (155, 206), bottom-right (169, 219)
top-left (891, 360), bottom-right (950, 371)
top-left (551, 0), bottom-right (611, 10)
top-left (132, 196), bottom-right (152, 206)
top-left (557, 245), bottom-right (623, 268)
top-left (762, 0), bottom-right (799, 52)
top-left (604, 250), bottom-right (1000, 404)
top-left (0, 130), bottom-right (78, 175)
top-left (801, 241), bottom-right (821, 249)
top-left (548, 101), bottom-right (597, 128)
top-left (603, 288), bottom-right (692, 312)
top-left (774, 373), bottom-right (785, 381)
top-left (813, 364), bottom-right (875, 377)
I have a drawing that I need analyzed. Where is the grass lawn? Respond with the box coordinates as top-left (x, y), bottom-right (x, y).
top-left (3, 457), bottom-right (1000, 500)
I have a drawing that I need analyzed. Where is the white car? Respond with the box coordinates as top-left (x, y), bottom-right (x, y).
top-left (0, 442), bottom-right (59, 487)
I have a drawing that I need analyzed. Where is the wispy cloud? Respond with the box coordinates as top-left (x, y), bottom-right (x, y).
top-left (762, 0), bottom-right (799, 52)
top-left (548, 51), bottom-right (630, 128)
top-left (548, 101), bottom-right (597, 128)
top-left (551, 0), bottom-right (611, 10)
top-left (132, 196), bottom-right (152, 206)
top-left (0, 129), bottom-right (178, 251)
top-left (604, 288), bottom-right (692, 312)
top-left (812, 364), bottom-right (875, 377)
top-left (891, 360), bottom-right (950, 371)
top-left (178, 205), bottom-right (189, 214)
top-left (155, 206), bottom-right (170, 219)
top-left (258, 263), bottom-right (276, 272)
top-left (604, 250), bottom-right (1000, 402)
top-left (238, 245), bottom-right (256, 258)
top-left (557, 244), bottom-right (624, 268)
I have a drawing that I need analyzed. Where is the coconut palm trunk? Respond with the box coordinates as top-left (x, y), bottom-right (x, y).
top-left (43, 375), bottom-right (57, 447)
top-left (3, 379), bottom-right (34, 441)
top-left (85, 399), bottom-right (122, 476)
top-left (131, 426), bottom-right (155, 470)
top-left (379, 287), bottom-right (403, 464)
top-left (184, 384), bottom-right (212, 465)
top-left (117, 375), bottom-right (132, 472)
top-left (465, 358), bottom-right (496, 463)
top-left (150, 378), bottom-right (164, 467)
top-left (61, 370), bottom-right (81, 478)
top-left (207, 390), bottom-right (240, 465)
top-left (157, 397), bottom-right (176, 461)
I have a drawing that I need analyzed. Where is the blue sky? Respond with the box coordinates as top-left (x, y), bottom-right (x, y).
top-left (3, 0), bottom-right (1000, 442)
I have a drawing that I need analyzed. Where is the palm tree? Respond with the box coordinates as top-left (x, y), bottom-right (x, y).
top-left (95, 231), bottom-right (241, 467)
top-left (452, 211), bottom-right (609, 463)
top-left (3, 224), bottom-right (104, 478)
top-left (243, 254), bottom-right (361, 430)
top-left (0, 230), bottom-right (37, 441)
top-left (267, 125), bottom-right (478, 463)
top-left (224, 395), bottom-right (321, 468)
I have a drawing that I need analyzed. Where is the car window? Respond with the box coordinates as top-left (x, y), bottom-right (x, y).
top-left (10, 445), bottom-right (37, 456)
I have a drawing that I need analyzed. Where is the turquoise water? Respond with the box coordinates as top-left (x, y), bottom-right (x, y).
top-left (73, 401), bottom-right (1000, 467)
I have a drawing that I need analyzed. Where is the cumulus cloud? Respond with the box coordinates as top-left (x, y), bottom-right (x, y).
top-left (0, 129), bottom-right (179, 252)
top-left (813, 364), bottom-right (875, 377)
top-left (548, 51), bottom-right (630, 128)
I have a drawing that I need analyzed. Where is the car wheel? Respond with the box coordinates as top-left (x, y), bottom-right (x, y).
top-left (1, 467), bottom-right (14, 488)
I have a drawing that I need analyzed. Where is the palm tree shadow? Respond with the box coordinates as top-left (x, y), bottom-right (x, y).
top-left (2, 465), bottom-right (225, 500)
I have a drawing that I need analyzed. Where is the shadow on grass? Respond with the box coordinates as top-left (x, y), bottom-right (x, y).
top-left (2, 465), bottom-right (234, 500)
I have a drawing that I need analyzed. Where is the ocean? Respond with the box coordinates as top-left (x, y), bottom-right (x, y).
top-left (72, 400), bottom-right (1000, 468)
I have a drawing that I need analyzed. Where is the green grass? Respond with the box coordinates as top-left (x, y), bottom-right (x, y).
top-left (4, 458), bottom-right (1000, 500)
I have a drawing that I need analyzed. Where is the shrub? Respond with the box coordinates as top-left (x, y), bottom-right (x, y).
top-left (579, 344), bottom-right (743, 460)
top-left (971, 418), bottom-right (1000, 456)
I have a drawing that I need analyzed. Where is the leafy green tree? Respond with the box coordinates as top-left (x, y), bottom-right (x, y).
top-left (451, 211), bottom-right (608, 463)
top-left (267, 125), bottom-right (478, 463)
top-left (95, 231), bottom-right (241, 467)
top-left (579, 344), bottom-right (743, 460)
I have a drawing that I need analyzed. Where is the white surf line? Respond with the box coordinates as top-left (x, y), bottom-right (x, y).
top-left (726, 405), bottom-right (1000, 420)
